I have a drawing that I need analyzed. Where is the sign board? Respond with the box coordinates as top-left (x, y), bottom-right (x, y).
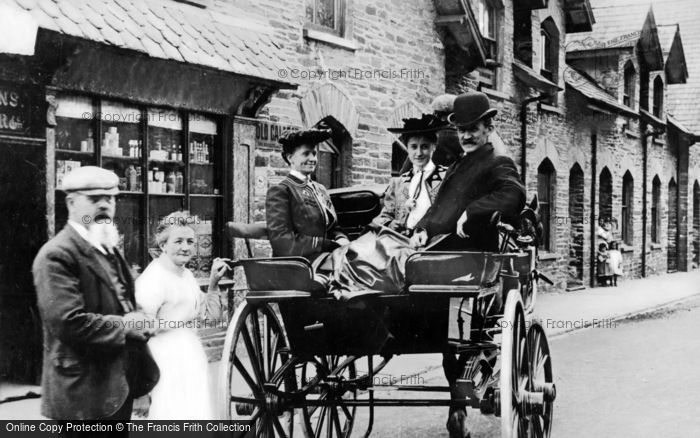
top-left (255, 119), bottom-right (300, 148)
top-left (0, 84), bottom-right (31, 136)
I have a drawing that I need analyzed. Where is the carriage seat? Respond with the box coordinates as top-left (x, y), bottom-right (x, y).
top-left (226, 222), bottom-right (327, 301)
top-left (405, 252), bottom-right (501, 295)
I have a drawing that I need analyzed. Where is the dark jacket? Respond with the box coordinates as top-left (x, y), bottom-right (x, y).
top-left (416, 143), bottom-right (526, 251)
top-left (266, 174), bottom-right (347, 258)
top-left (32, 225), bottom-right (158, 420)
top-left (373, 163), bottom-right (448, 232)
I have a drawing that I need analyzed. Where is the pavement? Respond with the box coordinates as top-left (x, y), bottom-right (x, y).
top-left (2, 270), bottom-right (699, 420)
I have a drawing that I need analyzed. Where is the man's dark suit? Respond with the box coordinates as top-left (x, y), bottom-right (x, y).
top-left (416, 143), bottom-right (525, 251)
top-left (32, 225), bottom-right (158, 420)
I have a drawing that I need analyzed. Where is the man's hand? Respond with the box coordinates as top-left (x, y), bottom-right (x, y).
top-left (456, 210), bottom-right (469, 238)
top-left (123, 311), bottom-right (155, 341)
top-left (411, 229), bottom-right (428, 248)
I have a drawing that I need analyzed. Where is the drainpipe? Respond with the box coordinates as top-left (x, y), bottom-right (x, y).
top-left (641, 121), bottom-right (649, 277)
top-left (520, 93), bottom-right (552, 185)
top-left (590, 133), bottom-right (597, 288)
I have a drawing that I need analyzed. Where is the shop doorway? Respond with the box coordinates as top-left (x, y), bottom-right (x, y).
top-left (0, 139), bottom-right (45, 384)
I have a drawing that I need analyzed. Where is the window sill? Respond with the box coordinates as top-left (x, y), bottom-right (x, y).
top-left (624, 129), bottom-right (640, 139)
top-left (620, 244), bottom-right (634, 253)
top-left (650, 243), bottom-right (662, 250)
top-left (481, 87), bottom-right (509, 102)
top-left (303, 28), bottom-right (358, 51)
top-left (538, 103), bottom-right (564, 116)
top-left (538, 251), bottom-right (558, 261)
top-left (652, 137), bottom-right (665, 146)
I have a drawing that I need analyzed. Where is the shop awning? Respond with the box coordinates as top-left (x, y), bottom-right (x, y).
top-left (3, 0), bottom-right (293, 86)
top-left (512, 60), bottom-right (562, 95)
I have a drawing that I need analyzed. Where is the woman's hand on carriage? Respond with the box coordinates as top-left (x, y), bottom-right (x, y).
top-left (208, 257), bottom-right (231, 290)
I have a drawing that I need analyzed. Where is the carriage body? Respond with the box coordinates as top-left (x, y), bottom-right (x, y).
top-left (220, 186), bottom-right (555, 438)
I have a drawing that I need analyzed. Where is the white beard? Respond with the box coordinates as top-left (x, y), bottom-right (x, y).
top-left (88, 222), bottom-right (120, 250)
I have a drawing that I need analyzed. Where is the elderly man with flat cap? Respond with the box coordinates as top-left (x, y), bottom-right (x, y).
top-left (32, 166), bottom-right (158, 429)
top-left (410, 92), bottom-right (526, 438)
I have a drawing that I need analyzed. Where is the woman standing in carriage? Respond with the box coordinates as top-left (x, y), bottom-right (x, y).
top-left (265, 128), bottom-right (350, 261)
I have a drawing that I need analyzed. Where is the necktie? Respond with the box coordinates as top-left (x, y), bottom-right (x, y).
top-left (412, 171), bottom-right (424, 202)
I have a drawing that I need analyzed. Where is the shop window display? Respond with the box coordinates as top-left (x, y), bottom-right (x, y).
top-left (54, 95), bottom-right (223, 279)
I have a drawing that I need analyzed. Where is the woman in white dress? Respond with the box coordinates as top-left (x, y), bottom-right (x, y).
top-left (135, 211), bottom-right (229, 420)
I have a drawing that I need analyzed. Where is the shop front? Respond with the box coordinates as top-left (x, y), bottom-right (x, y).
top-left (0, 22), bottom-right (293, 382)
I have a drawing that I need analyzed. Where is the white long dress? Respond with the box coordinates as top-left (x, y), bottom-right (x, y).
top-left (135, 258), bottom-right (222, 420)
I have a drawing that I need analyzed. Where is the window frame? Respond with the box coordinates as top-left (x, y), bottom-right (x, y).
top-left (651, 177), bottom-right (661, 243)
top-left (305, 0), bottom-right (345, 37)
top-left (653, 76), bottom-right (664, 118)
top-left (623, 61), bottom-right (636, 108)
top-left (54, 93), bottom-right (227, 278)
top-left (621, 172), bottom-right (634, 245)
top-left (537, 159), bottom-right (556, 252)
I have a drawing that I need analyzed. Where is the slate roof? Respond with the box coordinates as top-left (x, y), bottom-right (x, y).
top-left (646, 0), bottom-right (700, 133)
top-left (566, 0), bottom-right (651, 51)
top-left (2, 0), bottom-right (292, 84)
top-left (564, 65), bottom-right (637, 116)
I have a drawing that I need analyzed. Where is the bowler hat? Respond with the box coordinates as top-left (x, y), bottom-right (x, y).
top-left (387, 113), bottom-right (447, 135)
top-left (447, 91), bottom-right (498, 128)
top-left (61, 166), bottom-right (119, 195)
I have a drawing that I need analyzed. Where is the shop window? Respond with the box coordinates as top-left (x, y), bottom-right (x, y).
top-left (305, 0), bottom-right (345, 36)
top-left (537, 158), bottom-right (555, 251)
top-left (623, 61), bottom-right (636, 108)
top-left (651, 176), bottom-right (661, 243)
top-left (54, 95), bottom-right (224, 278)
top-left (513, 6), bottom-right (532, 67)
top-left (653, 76), bottom-right (664, 118)
top-left (621, 171), bottom-right (633, 245)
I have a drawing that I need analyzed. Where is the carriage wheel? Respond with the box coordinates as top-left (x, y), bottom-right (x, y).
top-left (300, 355), bottom-right (358, 438)
top-left (219, 302), bottom-right (297, 437)
top-left (499, 290), bottom-right (529, 438)
top-left (524, 322), bottom-right (555, 437)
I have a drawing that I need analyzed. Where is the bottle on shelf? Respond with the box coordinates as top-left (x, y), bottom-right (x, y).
top-left (175, 171), bottom-right (183, 193)
top-left (166, 171), bottom-right (176, 194)
top-left (87, 129), bottom-right (94, 152)
top-left (126, 165), bottom-right (137, 191)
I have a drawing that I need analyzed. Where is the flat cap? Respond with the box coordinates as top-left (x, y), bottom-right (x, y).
top-left (61, 166), bottom-right (119, 195)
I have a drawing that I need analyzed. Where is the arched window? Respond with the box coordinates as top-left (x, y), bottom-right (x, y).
top-left (693, 181), bottom-right (700, 267)
top-left (651, 176), bottom-right (661, 243)
top-left (537, 158), bottom-right (556, 251)
top-left (621, 171), bottom-right (634, 245)
top-left (312, 116), bottom-right (350, 189)
top-left (653, 76), bottom-right (664, 118)
top-left (540, 18), bottom-right (560, 83)
top-left (668, 178), bottom-right (678, 272)
top-left (623, 61), bottom-right (636, 108)
top-left (599, 167), bottom-right (613, 222)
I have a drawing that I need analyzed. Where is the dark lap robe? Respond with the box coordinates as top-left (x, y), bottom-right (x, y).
top-left (313, 227), bottom-right (415, 296)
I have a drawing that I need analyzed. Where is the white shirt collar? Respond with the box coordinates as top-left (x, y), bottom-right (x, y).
top-left (69, 220), bottom-right (108, 254)
top-left (289, 170), bottom-right (311, 182)
top-left (413, 160), bottom-right (436, 175)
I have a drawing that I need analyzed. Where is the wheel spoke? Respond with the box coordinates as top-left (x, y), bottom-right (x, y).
top-left (251, 310), bottom-right (265, 376)
top-left (234, 357), bottom-right (264, 398)
top-left (314, 406), bottom-right (328, 438)
top-left (331, 407), bottom-right (343, 437)
top-left (241, 324), bottom-right (266, 386)
top-left (250, 408), bottom-right (264, 423)
top-left (271, 414), bottom-right (288, 437)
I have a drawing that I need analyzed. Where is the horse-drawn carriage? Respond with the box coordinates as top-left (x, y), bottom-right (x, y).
top-left (218, 187), bottom-right (556, 438)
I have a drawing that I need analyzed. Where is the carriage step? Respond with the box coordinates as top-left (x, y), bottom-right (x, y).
top-left (395, 385), bottom-right (450, 392)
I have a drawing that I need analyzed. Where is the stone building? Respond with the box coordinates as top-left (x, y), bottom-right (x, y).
top-left (245, 0), bottom-right (700, 292)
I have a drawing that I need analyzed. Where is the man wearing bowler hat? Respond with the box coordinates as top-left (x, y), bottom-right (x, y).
top-left (410, 92), bottom-right (525, 438)
top-left (32, 166), bottom-right (158, 430)
top-left (411, 91), bottom-right (525, 252)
